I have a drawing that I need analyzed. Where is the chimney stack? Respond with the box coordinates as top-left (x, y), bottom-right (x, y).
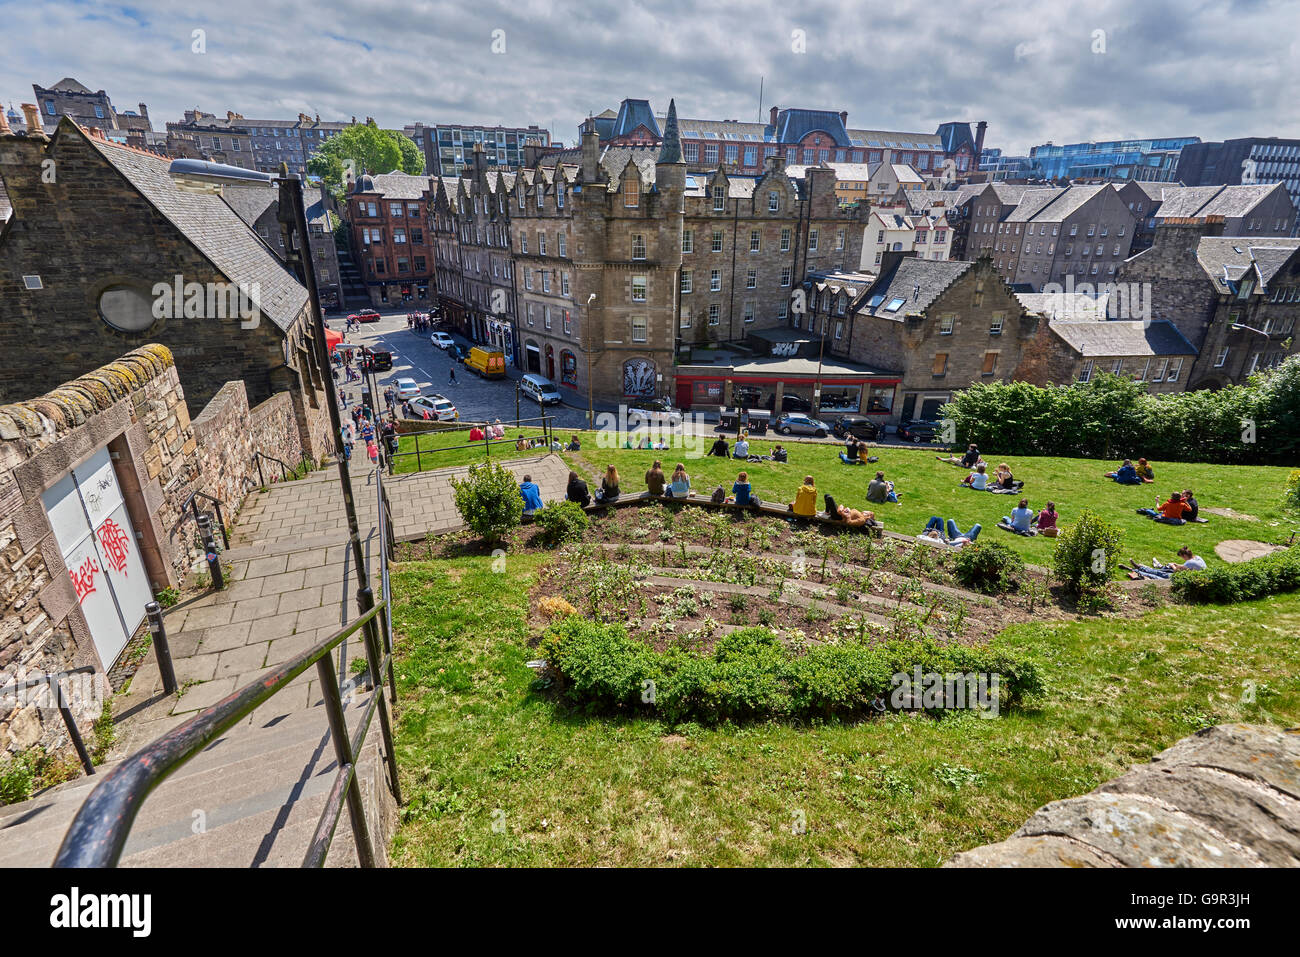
top-left (839, 110), bottom-right (848, 126)
top-left (975, 121), bottom-right (988, 158)
top-left (0, 107), bottom-right (10, 136)
top-left (21, 104), bottom-right (45, 139)
top-left (581, 120), bottom-right (600, 182)
top-left (769, 106), bottom-right (778, 127)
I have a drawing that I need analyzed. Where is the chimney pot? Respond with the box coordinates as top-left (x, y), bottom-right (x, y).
top-left (21, 103), bottom-right (45, 138)
top-left (769, 105), bottom-right (778, 127)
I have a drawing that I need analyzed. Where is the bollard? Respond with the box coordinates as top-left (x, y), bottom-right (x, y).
top-left (196, 513), bottom-right (225, 590)
top-left (145, 601), bottom-right (178, 695)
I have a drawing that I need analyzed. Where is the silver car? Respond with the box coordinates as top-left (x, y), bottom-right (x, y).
top-left (774, 412), bottom-right (831, 437)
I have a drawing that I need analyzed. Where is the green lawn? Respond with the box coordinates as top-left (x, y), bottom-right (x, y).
top-left (388, 552), bottom-right (1300, 867)
top-left (557, 432), bottom-right (1299, 567)
top-left (392, 425), bottom-right (557, 473)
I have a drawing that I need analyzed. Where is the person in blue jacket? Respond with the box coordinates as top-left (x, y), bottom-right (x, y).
top-left (1105, 459), bottom-right (1142, 485)
top-left (519, 474), bottom-right (544, 512)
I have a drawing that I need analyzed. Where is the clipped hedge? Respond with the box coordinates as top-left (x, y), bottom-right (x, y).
top-left (537, 618), bottom-right (1044, 724)
top-left (1171, 546), bottom-right (1300, 604)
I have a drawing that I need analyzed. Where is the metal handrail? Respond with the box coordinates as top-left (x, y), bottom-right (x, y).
top-left (253, 450), bottom-right (293, 486)
top-left (390, 415), bottom-right (557, 472)
top-left (0, 666), bottom-right (98, 775)
top-left (51, 601), bottom-right (391, 869)
top-left (168, 490), bottom-right (230, 551)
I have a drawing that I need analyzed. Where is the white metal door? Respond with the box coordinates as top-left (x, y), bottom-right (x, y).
top-left (41, 447), bottom-right (151, 667)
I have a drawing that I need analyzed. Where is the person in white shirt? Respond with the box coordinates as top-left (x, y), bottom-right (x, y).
top-left (1124, 546), bottom-right (1206, 579)
top-left (961, 463), bottom-right (988, 491)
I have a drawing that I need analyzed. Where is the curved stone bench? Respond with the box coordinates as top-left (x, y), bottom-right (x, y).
top-left (577, 490), bottom-right (884, 537)
top-left (946, 724), bottom-right (1300, 867)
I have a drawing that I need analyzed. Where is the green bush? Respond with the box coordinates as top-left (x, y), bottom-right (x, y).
top-left (538, 618), bottom-right (1043, 724)
top-left (449, 462), bottom-right (523, 546)
top-left (1285, 469), bottom-right (1300, 510)
top-left (953, 540), bottom-right (1025, 594)
top-left (0, 753), bottom-right (36, 806)
top-left (940, 354), bottom-right (1299, 464)
top-left (533, 500), bottom-right (590, 548)
top-left (1172, 546), bottom-right (1300, 604)
top-left (1052, 508), bottom-right (1124, 596)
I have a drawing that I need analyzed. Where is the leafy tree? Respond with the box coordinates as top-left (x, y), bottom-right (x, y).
top-left (307, 120), bottom-right (424, 197)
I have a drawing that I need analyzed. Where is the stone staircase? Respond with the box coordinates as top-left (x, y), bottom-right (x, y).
top-left (0, 461), bottom-right (397, 867)
top-left (334, 232), bottom-right (368, 306)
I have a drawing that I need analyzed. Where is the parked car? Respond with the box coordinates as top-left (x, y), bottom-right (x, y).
top-left (429, 332), bottom-right (455, 350)
top-left (830, 416), bottom-right (880, 441)
top-left (774, 412), bottom-right (831, 437)
top-left (467, 347), bottom-right (507, 379)
top-left (355, 309), bottom-right (382, 323)
top-left (406, 394), bottom-right (457, 420)
top-left (448, 344), bottom-right (469, 364)
top-left (628, 398), bottom-right (683, 428)
top-left (362, 348), bottom-right (392, 372)
top-left (778, 394), bottom-right (813, 414)
top-left (520, 373), bottom-right (562, 406)
top-left (393, 377), bottom-right (422, 401)
top-left (896, 419), bottom-right (943, 443)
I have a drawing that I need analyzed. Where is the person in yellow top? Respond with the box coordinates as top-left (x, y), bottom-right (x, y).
top-left (789, 475), bottom-right (818, 517)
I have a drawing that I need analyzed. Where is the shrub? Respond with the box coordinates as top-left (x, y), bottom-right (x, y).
top-left (953, 540), bottom-right (1025, 594)
top-left (1171, 546), bottom-right (1300, 604)
top-left (449, 462), bottom-right (523, 546)
top-left (533, 500), bottom-right (589, 547)
top-left (538, 619), bottom-right (1043, 724)
top-left (1285, 470), bottom-right (1300, 511)
top-left (537, 595), bottom-right (578, 620)
top-left (1053, 508), bottom-right (1124, 595)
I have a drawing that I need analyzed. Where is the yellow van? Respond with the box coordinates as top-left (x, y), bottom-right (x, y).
top-left (466, 348), bottom-right (506, 379)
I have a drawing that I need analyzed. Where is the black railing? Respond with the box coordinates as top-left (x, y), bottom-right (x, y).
top-left (254, 450), bottom-right (293, 486)
top-left (0, 666), bottom-right (98, 775)
top-left (169, 490), bottom-right (229, 551)
top-left (390, 415), bottom-right (556, 473)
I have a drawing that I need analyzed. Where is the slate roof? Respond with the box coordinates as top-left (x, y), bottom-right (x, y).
top-left (1016, 291), bottom-right (1111, 320)
top-left (857, 258), bottom-right (973, 317)
top-left (85, 130), bottom-right (307, 332)
top-left (1150, 185), bottom-right (1231, 218)
top-left (774, 109), bottom-right (853, 147)
top-left (845, 128), bottom-right (942, 150)
top-left (936, 122), bottom-right (976, 155)
top-left (1003, 187), bottom-right (1067, 222)
top-left (1153, 183), bottom-right (1288, 220)
top-left (1049, 319), bottom-right (1197, 357)
top-left (221, 184), bottom-right (277, 228)
top-left (48, 77), bottom-right (94, 94)
top-left (612, 99), bottom-right (660, 140)
top-left (1196, 238), bottom-right (1300, 291)
top-left (598, 146), bottom-right (657, 187)
top-left (354, 171), bottom-right (435, 200)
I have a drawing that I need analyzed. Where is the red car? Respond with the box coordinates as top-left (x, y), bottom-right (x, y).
top-left (354, 309), bottom-right (382, 323)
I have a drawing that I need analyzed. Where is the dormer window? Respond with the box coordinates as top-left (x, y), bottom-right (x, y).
top-left (712, 185), bottom-right (725, 212)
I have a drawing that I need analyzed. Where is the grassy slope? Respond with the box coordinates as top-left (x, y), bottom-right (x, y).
top-left (389, 552), bottom-right (1300, 867)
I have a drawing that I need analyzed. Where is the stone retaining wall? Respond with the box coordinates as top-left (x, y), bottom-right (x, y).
top-left (946, 724), bottom-right (1300, 867)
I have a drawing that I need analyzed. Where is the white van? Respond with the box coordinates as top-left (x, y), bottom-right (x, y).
top-left (520, 373), bottom-right (562, 406)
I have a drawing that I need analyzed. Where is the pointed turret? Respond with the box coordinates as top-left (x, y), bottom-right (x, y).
top-left (657, 99), bottom-right (683, 165)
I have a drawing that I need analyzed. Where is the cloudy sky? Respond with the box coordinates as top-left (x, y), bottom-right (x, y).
top-left (2, 0), bottom-right (1296, 154)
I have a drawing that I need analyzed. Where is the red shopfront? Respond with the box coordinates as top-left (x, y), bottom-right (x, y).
top-left (675, 373), bottom-right (900, 418)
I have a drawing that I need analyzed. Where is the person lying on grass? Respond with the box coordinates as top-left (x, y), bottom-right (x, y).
top-left (960, 463), bottom-right (989, 490)
top-left (1104, 459), bottom-right (1142, 484)
top-left (866, 470), bottom-right (901, 504)
top-left (1121, 546), bottom-right (1206, 579)
top-left (918, 516), bottom-right (981, 548)
top-left (938, 443), bottom-right (984, 469)
top-left (1137, 491), bottom-right (1188, 525)
top-left (997, 498), bottom-right (1036, 535)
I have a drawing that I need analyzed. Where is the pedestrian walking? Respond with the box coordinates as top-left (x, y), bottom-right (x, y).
top-left (449, 366), bottom-right (457, 385)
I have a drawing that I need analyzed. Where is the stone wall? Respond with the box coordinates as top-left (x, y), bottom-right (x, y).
top-left (191, 381), bottom-right (305, 517)
top-left (0, 345), bottom-right (200, 756)
top-left (947, 724), bottom-right (1300, 867)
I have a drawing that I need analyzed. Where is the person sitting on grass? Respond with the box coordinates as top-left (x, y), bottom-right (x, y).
top-left (919, 516), bottom-right (981, 547)
top-left (516, 434), bottom-right (532, 451)
top-left (566, 435), bottom-right (582, 452)
top-left (1135, 458), bottom-right (1156, 483)
top-left (490, 419), bottom-right (506, 440)
top-left (731, 471), bottom-right (760, 508)
top-left (998, 498), bottom-right (1036, 535)
top-left (519, 474), bottom-right (544, 513)
top-left (1034, 501), bottom-right (1059, 538)
top-left (961, 463), bottom-right (989, 490)
top-left (595, 465), bottom-right (621, 504)
top-left (938, 443), bottom-right (984, 469)
top-left (1138, 491), bottom-right (1187, 525)
top-left (666, 464), bottom-right (691, 498)
top-left (1104, 459), bottom-right (1142, 484)
top-left (789, 476), bottom-right (818, 517)
top-left (733, 435), bottom-right (750, 459)
top-left (709, 436), bottom-right (731, 458)
top-left (1182, 489), bottom-right (1200, 522)
top-left (866, 470), bottom-right (901, 504)
top-left (771, 444), bottom-right (788, 463)
top-left (645, 460), bottom-right (667, 496)
top-left (990, 463), bottom-right (1023, 492)
top-left (839, 436), bottom-right (864, 465)
top-left (565, 470), bottom-right (591, 507)
top-left (469, 425), bottom-right (485, 442)
top-left (1122, 546), bottom-right (1206, 579)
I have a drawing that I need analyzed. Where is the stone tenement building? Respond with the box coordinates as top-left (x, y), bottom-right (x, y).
top-left (0, 117), bottom-right (333, 462)
top-left (430, 100), bottom-right (867, 403)
top-left (31, 77), bottom-right (152, 142)
top-left (165, 110), bottom-right (256, 171)
top-left (1118, 217), bottom-right (1300, 389)
top-left (1121, 180), bottom-right (1296, 253)
top-left (223, 184), bottom-right (346, 310)
top-left (346, 171), bottom-right (438, 308)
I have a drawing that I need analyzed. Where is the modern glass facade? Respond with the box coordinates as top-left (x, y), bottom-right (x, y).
top-left (1027, 137), bottom-right (1200, 182)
